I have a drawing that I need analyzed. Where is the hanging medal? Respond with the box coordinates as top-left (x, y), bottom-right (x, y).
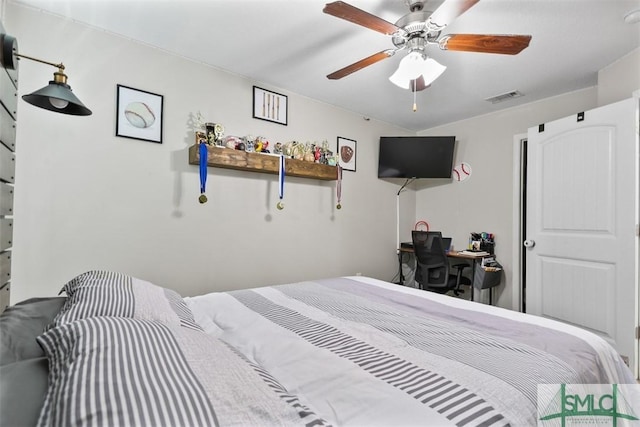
top-left (198, 142), bottom-right (208, 204)
top-left (277, 155), bottom-right (285, 210)
top-left (336, 165), bottom-right (342, 209)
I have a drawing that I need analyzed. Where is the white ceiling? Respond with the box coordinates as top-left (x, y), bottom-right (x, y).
top-left (11, 0), bottom-right (640, 131)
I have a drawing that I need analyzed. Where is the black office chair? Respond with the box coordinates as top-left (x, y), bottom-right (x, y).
top-left (412, 231), bottom-right (471, 295)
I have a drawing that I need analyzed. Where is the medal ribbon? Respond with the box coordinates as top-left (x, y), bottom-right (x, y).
top-left (199, 143), bottom-right (208, 202)
top-left (278, 155), bottom-right (285, 204)
top-left (336, 165), bottom-right (342, 208)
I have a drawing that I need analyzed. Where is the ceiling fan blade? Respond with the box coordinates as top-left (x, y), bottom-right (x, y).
top-left (327, 50), bottom-right (394, 80)
top-left (428, 0), bottom-right (480, 28)
top-left (440, 34), bottom-right (532, 55)
top-left (323, 1), bottom-right (401, 35)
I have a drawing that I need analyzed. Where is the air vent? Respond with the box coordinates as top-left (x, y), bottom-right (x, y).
top-left (485, 90), bottom-right (524, 104)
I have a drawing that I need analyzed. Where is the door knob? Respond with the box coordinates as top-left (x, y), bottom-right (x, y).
top-left (523, 239), bottom-right (535, 248)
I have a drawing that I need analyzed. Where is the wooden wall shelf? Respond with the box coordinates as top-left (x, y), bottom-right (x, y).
top-left (189, 145), bottom-right (338, 181)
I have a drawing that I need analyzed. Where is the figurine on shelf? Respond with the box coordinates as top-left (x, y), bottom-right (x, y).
top-left (293, 144), bottom-right (305, 160)
top-left (304, 151), bottom-right (315, 162)
top-left (196, 131), bottom-right (207, 145)
top-left (303, 142), bottom-right (314, 162)
top-left (254, 136), bottom-right (270, 153)
top-left (321, 140), bottom-right (332, 165)
top-left (283, 141), bottom-right (293, 157)
top-left (282, 141), bottom-right (296, 159)
top-left (205, 122), bottom-right (225, 146)
top-left (223, 135), bottom-right (241, 150)
top-left (243, 135), bottom-right (255, 152)
top-left (314, 145), bottom-right (322, 163)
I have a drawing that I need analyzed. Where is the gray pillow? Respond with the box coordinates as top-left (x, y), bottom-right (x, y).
top-left (51, 270), bottom-right (201, 331)
top-left (0, 357), bottom-right (49, 427)
top-left (0, 297), bottom-right (66, 366)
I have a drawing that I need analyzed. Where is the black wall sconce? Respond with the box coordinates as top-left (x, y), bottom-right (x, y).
top-left (1, 33), bottom-right (92, 116)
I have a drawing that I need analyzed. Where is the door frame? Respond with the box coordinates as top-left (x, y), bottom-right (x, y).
top-left (511, 133), bottom-right (527, 313)
top-left (511, 95), bottom-right (640, 378)
top-left (635, 90), bottom-right (640, 379)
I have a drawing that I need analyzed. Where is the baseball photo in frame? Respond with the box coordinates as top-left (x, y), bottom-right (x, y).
top-left (116, 84), bottom-right (164, 143)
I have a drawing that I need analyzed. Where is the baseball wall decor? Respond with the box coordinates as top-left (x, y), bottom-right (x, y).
top-left (452, 162), bottom-right (472, 182)
top-left (116, 84), bottom-right (164, 143)
top-left (337, 136), bottom-right (357, 172)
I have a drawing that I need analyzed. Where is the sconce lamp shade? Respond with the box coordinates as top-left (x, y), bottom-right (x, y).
top-left (389, 53), bottom-right (447, 90)
top-left (22, 77), bottom-right (92, 116)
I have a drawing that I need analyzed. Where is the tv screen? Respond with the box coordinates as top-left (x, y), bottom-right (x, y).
top-left (377, 136), bottom-right (456, 179)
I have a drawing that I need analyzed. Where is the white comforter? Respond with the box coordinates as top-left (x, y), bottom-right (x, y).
top-left (186, 276), bottom-right (637, 427)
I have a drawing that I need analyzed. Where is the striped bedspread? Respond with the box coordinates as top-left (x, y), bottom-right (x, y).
top-left (186, 276), bottom-right (636, 427)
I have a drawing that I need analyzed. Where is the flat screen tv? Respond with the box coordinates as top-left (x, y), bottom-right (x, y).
top-left (377, 136), bottom-right (456, 179)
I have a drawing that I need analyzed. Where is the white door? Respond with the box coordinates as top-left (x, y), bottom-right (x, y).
top-left (526, 98), bottom-right (638, 371)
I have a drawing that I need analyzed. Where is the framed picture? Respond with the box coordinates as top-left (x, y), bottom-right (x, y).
top-left (338, 137), bottom-right (357, 172)
top-left (116, 84), bottom-right (163, 143)
top-left (253, 86), bottom-right (287, 125)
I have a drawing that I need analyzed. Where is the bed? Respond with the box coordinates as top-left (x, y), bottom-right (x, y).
top-left (0, 270), bottom-right (636, 426)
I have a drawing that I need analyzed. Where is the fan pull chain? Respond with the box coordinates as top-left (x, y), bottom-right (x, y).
top-left (412, 79), bottom-right (417, 112)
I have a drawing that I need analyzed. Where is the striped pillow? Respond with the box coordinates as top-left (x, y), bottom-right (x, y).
top-left (36, 317), bottom-right (218, 427)
top-left (50, 270), bottom-right (201, 330)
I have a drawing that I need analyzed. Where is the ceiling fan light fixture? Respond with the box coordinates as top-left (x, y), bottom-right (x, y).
top-left (389, 70), bottom-right (410, 89)
top-left (419, 57), bottom-right (446, 86)
top-left (389, 53), bottom-right (446, 89)
top-left (389, 51), bottom-right (425, 89)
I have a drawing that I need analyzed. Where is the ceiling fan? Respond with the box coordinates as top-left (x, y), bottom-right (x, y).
top-left (323, 0), bottom-right (532, 92)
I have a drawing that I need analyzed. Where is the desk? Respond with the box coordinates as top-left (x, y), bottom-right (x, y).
top-left (398, 248), bottom-right (498, 304)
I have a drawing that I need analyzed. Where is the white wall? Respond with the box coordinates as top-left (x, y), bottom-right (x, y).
top-left (7, 3), bottom-right (413, 301)
top-left (598, 48), bottom-right (640, 106)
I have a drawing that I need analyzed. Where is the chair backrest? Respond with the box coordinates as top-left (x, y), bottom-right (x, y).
top-left (412, 230), bottom-right (449, 288)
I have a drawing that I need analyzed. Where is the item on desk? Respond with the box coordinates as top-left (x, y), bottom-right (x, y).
top-left (459, 250), bottom-right (490, 257)
top-left (469, 232), bottom-right (495, 254)
top-left (481, 256), bottom-right (497, 267)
